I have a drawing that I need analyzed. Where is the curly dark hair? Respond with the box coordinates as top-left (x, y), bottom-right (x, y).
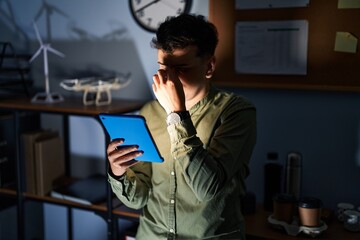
top-left (151, 14), bottom-right (218, 57)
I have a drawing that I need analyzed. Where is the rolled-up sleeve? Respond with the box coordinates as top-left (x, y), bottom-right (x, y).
top-left (168, 101), bottom-right (256, 202)
top-left (108, 161), bottom-right (152, 209)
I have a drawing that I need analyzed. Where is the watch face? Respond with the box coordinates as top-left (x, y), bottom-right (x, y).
top-left (167, 112), bottom-right (181, 125)
top-left (129, 0), bottom-right (192, 33)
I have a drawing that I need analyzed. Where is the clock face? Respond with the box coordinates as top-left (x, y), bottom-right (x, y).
top-left (129, 0), bottom-right (192, 33)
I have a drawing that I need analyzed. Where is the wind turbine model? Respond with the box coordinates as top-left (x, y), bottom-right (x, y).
top-left (29, 21), bottom-right (65, 103)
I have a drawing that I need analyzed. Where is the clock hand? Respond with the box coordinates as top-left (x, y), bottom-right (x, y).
top-left (136, 0), bottom-right (160, 13)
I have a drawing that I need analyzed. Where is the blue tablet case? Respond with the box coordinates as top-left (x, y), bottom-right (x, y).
top-left (99, 113), bottom-right (164, 163)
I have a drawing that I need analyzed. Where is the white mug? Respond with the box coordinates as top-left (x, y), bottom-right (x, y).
top-left (337, 203), bottom-right (354, 222)
top-left (343, 210), bottom-right (360, 232)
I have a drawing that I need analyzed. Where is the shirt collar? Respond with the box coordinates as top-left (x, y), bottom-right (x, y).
top-left (189, 86), bottom-right (218, 114)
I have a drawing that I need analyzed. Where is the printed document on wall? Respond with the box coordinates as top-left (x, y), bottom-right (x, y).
top-left (235, 20), bottom-right (308, 75)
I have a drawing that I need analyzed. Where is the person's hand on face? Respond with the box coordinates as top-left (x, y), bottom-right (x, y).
top-left (152, 67), bottom-right (186, 114)
top-left (107, 138), bottom-right (142, 176)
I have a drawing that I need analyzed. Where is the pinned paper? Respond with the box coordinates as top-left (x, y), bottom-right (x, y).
top-left (338, 0), bottom-right (360, 9)
top-left (334, 32), bottom-right (358, 53)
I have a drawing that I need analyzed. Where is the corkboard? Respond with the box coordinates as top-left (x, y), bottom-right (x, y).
top-left (209, 0), bottom-right (360, 91)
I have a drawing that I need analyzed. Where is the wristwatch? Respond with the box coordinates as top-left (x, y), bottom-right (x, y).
top-left (166, 111), bottom-right (190, 126)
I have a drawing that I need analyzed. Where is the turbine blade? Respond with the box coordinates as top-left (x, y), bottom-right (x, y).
top-left (29, 47), bottom-right (43, 63)
top-left (46, 46), bottom-right (65, 58)
top-left (33, 21), bottom-right (43, 45)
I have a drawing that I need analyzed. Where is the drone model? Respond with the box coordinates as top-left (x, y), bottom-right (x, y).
top-left (29, 21), bottom-right (65, 103)
top-left (60, 76), bottom-right (131, 106)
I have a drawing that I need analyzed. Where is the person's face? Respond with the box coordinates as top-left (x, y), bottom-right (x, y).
top-left (157, 45), bottom-right (215, 99)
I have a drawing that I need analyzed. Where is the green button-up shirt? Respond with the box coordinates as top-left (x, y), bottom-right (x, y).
top-left (108, 87), bottom-right (256, 239)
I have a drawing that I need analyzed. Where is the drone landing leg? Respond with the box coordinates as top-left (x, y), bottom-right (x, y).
top-left (83, 89), bottom-right (95, 105)
top-left (96, 89), bottom-right (111, 106)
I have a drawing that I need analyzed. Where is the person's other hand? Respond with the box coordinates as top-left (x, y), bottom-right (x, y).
top-left (152, 68), bottom-right (186, 114)
top-left (107, 138), bottom-right (142, 176)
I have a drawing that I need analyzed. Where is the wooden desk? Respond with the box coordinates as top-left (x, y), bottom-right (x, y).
top-left (245, 206), bottom-right (360, 240)
top-left (0, 97), bottom-right (145, 240)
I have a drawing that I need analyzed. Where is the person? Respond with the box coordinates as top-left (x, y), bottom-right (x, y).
top-left (107, 14), bottom-right (257, 240)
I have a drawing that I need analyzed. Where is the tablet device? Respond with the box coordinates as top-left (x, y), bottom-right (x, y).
top-left (99, 113), bottom-right (164, 163)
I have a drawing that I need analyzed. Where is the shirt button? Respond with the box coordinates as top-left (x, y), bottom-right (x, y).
top-left (170, 171), bottom-right (175, 176)
top-left (170, 228), bottom-right (174, 233)
top-left (170, 199), bottom-right (175, 204)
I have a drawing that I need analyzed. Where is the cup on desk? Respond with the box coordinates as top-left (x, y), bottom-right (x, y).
top-left (337, 202), bottom-right (354, 222)
top-left (298, 197), bottom-right (322, 227)
top-left (343, 210), bottom-right (360, 232)
top-left (273, 193), bottom-right (297, 223)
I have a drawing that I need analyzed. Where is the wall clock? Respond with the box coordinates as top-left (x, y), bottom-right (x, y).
top-left (129, 0), bottom-right (192, 33)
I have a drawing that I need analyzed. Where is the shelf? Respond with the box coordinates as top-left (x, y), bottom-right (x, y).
top-left (0, 97), bottom-right (145, 240)
top-left (0, 188), bottom-right (141, 220)
top-left (0, 97), bottom-right (146, 116)
top-left (0, 188), bottom-right (17, 196)
top-left (113, 201), bottom-right (141, 220)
